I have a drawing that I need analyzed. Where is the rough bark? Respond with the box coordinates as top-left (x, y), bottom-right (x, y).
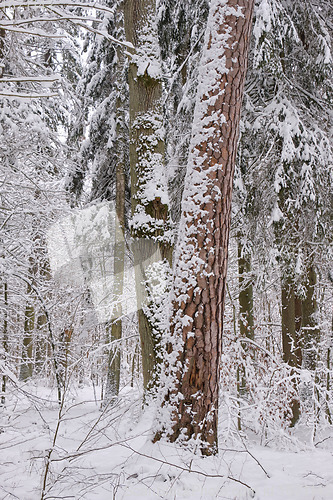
top-left (124, 0), bottom-right (172, 391)
top-left (160, 0), bottom-right (254, 454)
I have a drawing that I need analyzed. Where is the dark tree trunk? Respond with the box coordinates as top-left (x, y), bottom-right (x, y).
top-left (238, 241), bottom-right (254, 340)
top-left (281, 276), bottom-right (302, 425)
top-left (301, 264), bottom-right (320, 371)
top-left (20, 283), bottom-right (35, 381)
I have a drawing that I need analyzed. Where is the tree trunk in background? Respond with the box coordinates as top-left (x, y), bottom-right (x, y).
top-left (104, 6), bottom-right (127, 402)
top-left (237, 239), bottom-right (254, 400)
top-left (1, 283), bottom-right (8, 405)
top-left (294, 295), bottom-right (303, 367)
top-left (238, 240), bottom-right (254, 340)
top-left (124, 0), bottom-right (172, 391)
top-left (35, 313), bottom-right (47, 374)
top-left (20, 283), bottom-right (35, 381)
top-left (301, 263), bottom-right (320, 371)
top-left (326, 313), bottom-right (333, 424)
top-left (281, 276), bottom-right (302, 425)
top-left (160, 0), bottom-right (254, 454)
top-left (104, 155), bottom-right (125, 400)
top-left (281, 276), bottom-right (296, 366)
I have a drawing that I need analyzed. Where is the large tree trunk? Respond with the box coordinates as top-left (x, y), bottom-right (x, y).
top-left (159, 0), bottom-right (254, 454)
top-left (124, 0), bottom-right (172, 391)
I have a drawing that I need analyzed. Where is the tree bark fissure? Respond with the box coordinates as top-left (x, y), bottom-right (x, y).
top-left (159, 0), bottom-right (254, 453)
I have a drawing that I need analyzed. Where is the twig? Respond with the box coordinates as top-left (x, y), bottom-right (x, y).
top-left (119, 442), bottom-right (256, 495)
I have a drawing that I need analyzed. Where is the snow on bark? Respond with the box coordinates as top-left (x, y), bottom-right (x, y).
top-left (156, 0), bottom-right (254, 454)
top-left (124, 0), bottom-right (173, 391)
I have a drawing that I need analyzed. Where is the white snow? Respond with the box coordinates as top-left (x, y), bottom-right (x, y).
top-left (1, 384), bottom-right (333, 499)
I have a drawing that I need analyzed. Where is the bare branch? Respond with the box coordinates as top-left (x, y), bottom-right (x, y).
top-left (0, 76), bottom-right (60, 83)
top-left (0, 25), bottom-right (66, 37)
top-left (0, 91), bottom-right (58, 98)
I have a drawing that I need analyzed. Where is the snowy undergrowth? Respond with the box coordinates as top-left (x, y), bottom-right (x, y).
top-left (1, 383), bottom-right (333, 500)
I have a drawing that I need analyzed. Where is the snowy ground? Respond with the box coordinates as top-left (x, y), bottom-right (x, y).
top-left (1, 383), bottom-right (333, 500)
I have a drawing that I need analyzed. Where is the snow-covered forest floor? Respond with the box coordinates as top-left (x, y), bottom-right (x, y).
top-left (1, 383), bottom-right (333, 500)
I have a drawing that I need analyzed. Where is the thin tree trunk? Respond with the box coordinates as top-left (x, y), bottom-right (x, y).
top-left (238, 240), bottom-right (254, 340)
top-left (35, 313), bottom-right (47, 374)
top-left (20, 283), bottom-right (35, 381)
top-left (1, 282), bottom-right (8, 405)
top-left (158, 0), bottom-right (254, 454)
top-left (237, 239), bottom-right (254, 400)
top-left (124, 0), bottom-right (172, 391)
top-left (104, 5), bottom-right (127, 402)
top-left (281, 276), bottom-right (296, 366)
top-left (281, 276), bottom-right (302, 425)
top-left (301, 264), bottom-right (320, 371)
top-left (326, 313), bottom-right (332, 424)
top-left (294, 295), bottom-right (303, 367)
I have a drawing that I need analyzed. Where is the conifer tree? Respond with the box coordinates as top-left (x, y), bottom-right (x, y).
top-left (157, 0), bottom-right (255, 454)
top-left (235, 0), bottom-right (333, 422)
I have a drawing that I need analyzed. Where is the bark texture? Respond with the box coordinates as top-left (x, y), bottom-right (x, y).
top-left (161, 0), bottom-right (254, 453)
top-left (124, 0), bottom-right (172, 391)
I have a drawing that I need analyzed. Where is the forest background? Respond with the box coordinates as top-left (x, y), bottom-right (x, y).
top-left (0, 0), bottom-right (332, 498)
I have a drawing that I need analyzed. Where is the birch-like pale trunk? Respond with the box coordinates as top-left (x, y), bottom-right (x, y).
top-left (124, 0), bottom-right (172, 391)
top-left (158, 0), bottom-right (254, 454)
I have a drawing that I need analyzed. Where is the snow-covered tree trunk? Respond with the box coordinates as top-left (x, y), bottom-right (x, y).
top-left (160, 0), bottom-right (254, 454)
top-left (124, 0), bottom-right (172, 390)
top-left (301, 261), bottom-right (320, 371)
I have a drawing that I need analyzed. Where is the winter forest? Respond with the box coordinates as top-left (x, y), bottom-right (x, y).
top-left (0, 0), bottom-right (332, 498)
